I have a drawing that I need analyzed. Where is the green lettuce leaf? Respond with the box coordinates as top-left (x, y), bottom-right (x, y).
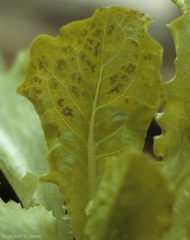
top-left (0, 159), bottom-right (38, 209)
top-left (0, 198), bottom-right (58, 239)
top-left (154, 0), bottom-right (190, 238)
top-left (0, 50), bottom-right (49, 180)
top-left (18, 6), bottom-right (163, 239)
top-left (84, 151), bottom-right (174, 240)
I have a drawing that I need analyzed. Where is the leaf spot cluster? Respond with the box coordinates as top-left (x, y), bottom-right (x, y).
top-left (63, 106), bottom-right (74, 117)
top-left (71, 71), bottom-right (83, 84)
top-left (57, 98), bottom-right (65, 107)
top-left (30, 76), bottom-right (42, 85)
top-left (122, 63), bottom-right (136, 74)
top-left (144, 54), bottom-right (152, 61)
top-left (71, 85), bottom-right (80, 98)
top-left (84, 37), bottom-right (101, 57)
top-left (49, 78), bottom-right (58, 90)
top-left (108, 83), bottom-right (125, 95)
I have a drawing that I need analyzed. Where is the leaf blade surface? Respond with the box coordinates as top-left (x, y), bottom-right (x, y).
top-left (0, 198), bottom-right (58, 239)
top-left (18, 6), bottom-right (163, 239)
top-left (85, 151), bottom-right (174, 240)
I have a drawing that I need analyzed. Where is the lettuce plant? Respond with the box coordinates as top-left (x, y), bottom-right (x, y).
top-left (0, 0), bottom-right (190, 239)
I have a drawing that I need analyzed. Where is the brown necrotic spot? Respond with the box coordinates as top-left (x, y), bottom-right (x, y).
top-left (37, 99), bottom-right (45, 115)
top-left (63, 107), bottom-right (74, 117)
top-left (31, 63), bottom-right (37, 70)
top-left (124, 98), bottom-right (129, 104)
top-left (87, 38), bottom-right (93, 45)
top-left (61, 46), bottom-right (74, 55)
top-left (49, 78), bottom-right (58, 90)
top-left (86, 60), bottom-right (95, 73)
top-left (71, 85), bottom-right (80, 98)
top-left (30, 76), bottom-right (42, 84)
top-left (120, 74), bottom-right (129, 81)
top-left (57, 98), bottom-right (64, 107)
top-left (80, 54), bottom-right (86, 62)
top-left (57, 60), bottom-right (67, 71)
top-left (37, 56), bottom-right (48, 72)
top-left (71, 71), bottom-right (83, 84)
top-left (84, 38), bottom-right (100, 57)
top-left (80, 52), bottom-right (96, 73)
top-left (122, 63), bottom-right (136, 74)
top-left (108, 83), bottom-right (125, 94)
top-left (80, 28), bottom-right (88, 37)
top-left (69, 57), bottom-right (75, 62)
top-left (32, 87), bottom-right (42, 98)
top-left (144, 54), bottom-right (152, 61)
top-left (110, 74), bottom-right (119, 84)
top-left (109, 87), bottom-right (120, 94)
top-left (106, 24), bottom-right (116, 36)
top-left (90, 17), bottom-right (98, 29)
top-left (92, 28), bottom-right (103, 38)
top-left (93, 42), bottom-right (100, 57)
top-left (23, 88), bottom-right (29, 96)
top-left (131, 40), bottom-right (139, 48)
top-left (39, 61), bottom-right (47, 71)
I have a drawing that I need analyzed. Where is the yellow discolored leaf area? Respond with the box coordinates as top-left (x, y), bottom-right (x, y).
top-left (18, 6), bottom-right (163, 239)
top-left (154, 0), bottom-right (190, 239)
top-left (84, 151), bottom-right (174, 240)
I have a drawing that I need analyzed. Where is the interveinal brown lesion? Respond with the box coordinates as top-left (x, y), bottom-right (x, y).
top-left (62, 106), bottom-right (74, 117)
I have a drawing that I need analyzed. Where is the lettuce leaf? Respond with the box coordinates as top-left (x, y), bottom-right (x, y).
top-left (84, 151), bottom-right (174, 240)
top-left (0, 51), bottom-right (72, 240)
top-left (17, 6), bottom-right (163, 239)
top-left (0, 159), bottom-right (38, 209)
top-left (154, 0), bottom-right (190, 238)
top-left (0, 50), bottom-right (49, 180)
top-left (0, 198), bottom-right (58, 239)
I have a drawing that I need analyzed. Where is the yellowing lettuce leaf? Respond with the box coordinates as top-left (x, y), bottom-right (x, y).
top-left (0, 198), bottom-right (58, 239)
top-left (0, 51), bottom-right (72, 240)
top-left (18, 6), bottom-right (163, 239)
top-left (85, 151), bottom-right (174, 240)
top-left (154, 0), bottom-right (190, 239)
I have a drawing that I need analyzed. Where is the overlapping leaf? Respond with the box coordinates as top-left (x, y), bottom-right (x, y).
top-left (0, 159), bottom-right (38, 209)
top-left (154, 0), bottom-right (190, 238)
top-left (18, 6), bottom-right (163, 239)
top-left (0, 198), bottom-right (58, 239)
top-left (84, 151), bottom-right (174, 240)
top-left (0, 51), bottom-right (72, 240)
top-left (0, 50), bottom-right (49, 179)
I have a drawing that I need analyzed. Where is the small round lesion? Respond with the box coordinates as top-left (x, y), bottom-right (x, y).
top-left (57, 98), bottom-right (65, 107)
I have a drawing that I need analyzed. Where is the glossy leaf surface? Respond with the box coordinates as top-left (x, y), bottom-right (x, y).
top-left (18, 6), bottom-right (163, 239)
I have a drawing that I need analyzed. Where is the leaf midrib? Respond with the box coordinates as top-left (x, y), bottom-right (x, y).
top-left (87, 10), bottom-right (108, 200)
